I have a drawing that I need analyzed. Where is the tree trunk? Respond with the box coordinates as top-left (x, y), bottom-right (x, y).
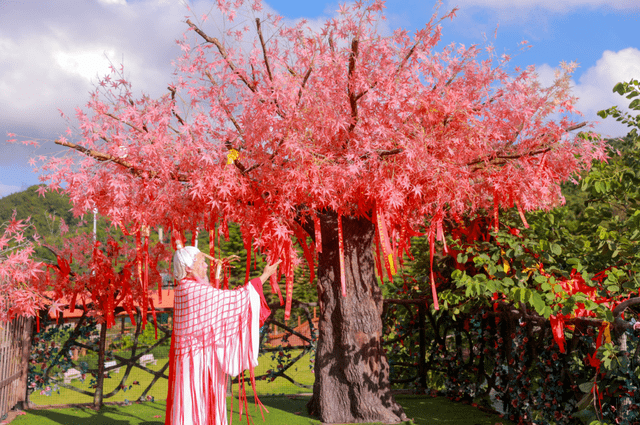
top-left (93, 322), bottom-right (107, 410)
top-left (307, 212), bottom-right (407, 424)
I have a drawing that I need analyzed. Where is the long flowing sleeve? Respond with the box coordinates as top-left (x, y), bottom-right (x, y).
top-left (166, 277), bottom-right (263, 425)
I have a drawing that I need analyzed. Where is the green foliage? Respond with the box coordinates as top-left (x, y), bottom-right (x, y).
top-left (384, 79), bottom-right (640, 424)
top-left (29, 317), bottom-right (100, 393)
top-left (0, 185), bottom-right (110, 263)
top-left (598, 79), bottom-right (640, 140)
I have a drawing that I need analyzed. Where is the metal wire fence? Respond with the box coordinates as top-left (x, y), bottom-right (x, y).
top-left (27, 307), bottom-right (317, 407)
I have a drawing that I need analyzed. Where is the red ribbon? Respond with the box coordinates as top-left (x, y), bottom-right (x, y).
top-left (338, 213), bottom-right (346, 297)
top-left (314, 215), bottom-right (322, 253)
top-left (375, 206), bottom-right (395, 282)
top-left (429, 226), bottom-right (439, 310)
top-left (515, 200), bottom-right (530, 229)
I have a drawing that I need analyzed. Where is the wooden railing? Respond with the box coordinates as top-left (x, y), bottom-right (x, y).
top-left (0, 316), bottom-right (32, 420)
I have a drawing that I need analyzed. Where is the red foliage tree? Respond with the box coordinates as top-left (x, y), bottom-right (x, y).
top-left (29, 1), bottom-right (605, 421)
top-left (0, 212), bottom-right (44, 322)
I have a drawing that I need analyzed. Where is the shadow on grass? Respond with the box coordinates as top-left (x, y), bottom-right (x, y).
top-left (15, 402), bottom-right (166, 425)
top-left (395, 395), bottom-right (510, 425)
top-left (256, 395), bottom-right (510, 425)
top-left (256, 395), bottom-right (320, 425)
top-left (13, 396), bottom-right (510, 425)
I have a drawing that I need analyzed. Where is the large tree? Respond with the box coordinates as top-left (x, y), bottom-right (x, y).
top-left (28, 0), bottom-right (605, 422)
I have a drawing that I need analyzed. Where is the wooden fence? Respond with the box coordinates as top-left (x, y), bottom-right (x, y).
top-left (0, 316), bottom-right (31, 420)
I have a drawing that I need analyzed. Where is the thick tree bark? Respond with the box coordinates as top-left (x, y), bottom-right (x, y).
top-left (307, 212), bottom-right (407, 424)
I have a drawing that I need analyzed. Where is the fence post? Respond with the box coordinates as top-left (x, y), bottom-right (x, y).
top-left (418, 303), bottom-right (427, 390)
top-left (17, 317), bottom-right (33, 409)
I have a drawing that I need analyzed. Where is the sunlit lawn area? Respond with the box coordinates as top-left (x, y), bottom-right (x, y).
top-left (29, 349), bottom-right (314, 406)
top-left (9, 395), bottom-right (511, 425)
top-left (29, 359), bottom-right (170, 406)
top-left (23, 348), bottom-right (510, 424)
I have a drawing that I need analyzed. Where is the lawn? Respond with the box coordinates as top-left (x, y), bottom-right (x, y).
top-left (23, 349), bottom-right (511, 424)
top-left (6, 395), bottom-right (512, 425)
top-left (29, 349), bottom-right (315, 406)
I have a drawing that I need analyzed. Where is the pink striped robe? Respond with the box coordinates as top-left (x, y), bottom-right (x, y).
top-left (165, 277), bottom-right (266, 425)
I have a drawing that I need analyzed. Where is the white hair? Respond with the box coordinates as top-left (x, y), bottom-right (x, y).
top-left (172, 246), bottom-right (201, 281)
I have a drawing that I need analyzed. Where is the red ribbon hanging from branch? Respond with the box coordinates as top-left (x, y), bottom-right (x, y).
top-left (243, 232), bottom-right (252, 285)
top-left (314, 215), bottom-right (322, 253)
top-left (493, 192), bottom-right (500, 234)
top-left (135, 230), bottom-right (147, 329)
top-left (282, 241), bottom-right (294, 320)
top-left (209, 228), bottom-right (219, 288)
top-left (338, 213), bottom-right (346, 297)
top-left (375, 205), bottom-right (396, 282)
top-left (515, 200), bottom-right (530, 229)
top-left (294, 223), bottom-right (315, 285)
top-left (429, 225), bottom-right (440, 311)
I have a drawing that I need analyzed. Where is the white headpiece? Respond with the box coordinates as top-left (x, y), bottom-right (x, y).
top-left (173, 246), bottom-right (201, 280)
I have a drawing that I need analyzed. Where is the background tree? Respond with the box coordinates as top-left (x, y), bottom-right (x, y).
top-left (0, 211), bottom-right (43, 322)
top-left (25, 1), bottom-right (606, 422)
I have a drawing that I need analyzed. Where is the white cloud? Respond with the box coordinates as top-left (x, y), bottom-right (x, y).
top-left (98, 0), bottom-right (127, 5)
top-left (571, 47), bottom-right (640, 138)
top-left (448, 0), bottom-right (639, 12)
top-left (0, 183), bottom-right (22, 198)
top-left (0, 0), bottom-right (194, 154)
top-left (535, 63), bottom-right (557, 88)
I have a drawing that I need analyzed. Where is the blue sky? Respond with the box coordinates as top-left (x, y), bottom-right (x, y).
top-left (1, 0), bottom-right (639, 197)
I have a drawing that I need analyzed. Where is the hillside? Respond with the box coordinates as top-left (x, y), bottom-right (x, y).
top-left (0, 185), bottom-right (94, 262)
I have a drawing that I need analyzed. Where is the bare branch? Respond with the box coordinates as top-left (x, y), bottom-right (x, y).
top-left (204, 71), bottom-right (244, 138)
top-left (186, 19), bottom-right (256, 93)
top-left (167, 86), bottom-right (186, 126)
top-left (55, 139), bottom-right (188, 182)
top-left (256, 18), bottom-right (273, 82)
top-left (396, 42), bottom-right (419, 75)
top-left (224, 140), bottom-right (248, 174)
top-left (360, 148), bottom-right (404, 160)
top-left (466, 121), bottom-right (588, 167)
top-left (347, 38), bottom-right (360, 134)
top-left (104, 113), bottom-right (146, 134)
top-left (297, 66), bottom-right (313, 105)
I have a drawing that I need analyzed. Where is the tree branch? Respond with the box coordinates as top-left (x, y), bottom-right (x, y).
top-left (167, 86), bottom-right (186, 126)
top-left (104, 113), bottom-right (146, 135)
top-left (347, 38), bottom-right (360, 135)
top-left (55, 139), bottom-right (188, 182)
top-left (204, 71), bottom-right (245, 138)
top-left (360, 148), bottom-right (404, 160)
top-left (466, 122), bottom-right (588, 167)
top-left (186, 19), bottom-right (256, 93)
top-left (396, 42), bottom-right (419, 76)
top-left (256, 18), bottom-right (273, 82)
top-left (297, 65), bottom-right (313, 105)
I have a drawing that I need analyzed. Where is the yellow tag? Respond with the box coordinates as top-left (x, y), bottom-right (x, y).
top-left (503, 259), bottom-right (510, 274)
top-left (603, 322), bottom-right (611, 344)
top-left (388, 254), bottom-right (396, 275)
top-left (227, 149), bottom-right (239, 165)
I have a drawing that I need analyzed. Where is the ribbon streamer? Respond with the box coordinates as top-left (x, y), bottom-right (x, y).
top-left (429, 226), bottom-right (440, 310)
top-left (375, 205), bottom-right (396, 281)
top-left (515, 200), bottom-right (530, 229)
top-left (314, 215), bottom-right (322, 253)
top-left (338, 213), bottom-right (346, 297)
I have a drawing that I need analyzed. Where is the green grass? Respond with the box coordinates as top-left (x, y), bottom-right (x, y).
top-left (246, 349), bottom-right (315, 395)
top-left (24, 349), bottom-right (511, 424)
top-left (8, 395), bottom-right (511, 425)
top-left (29, 360), bottom-right (170, 406)
top-left (30, 349), bottom-right (315, 406)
